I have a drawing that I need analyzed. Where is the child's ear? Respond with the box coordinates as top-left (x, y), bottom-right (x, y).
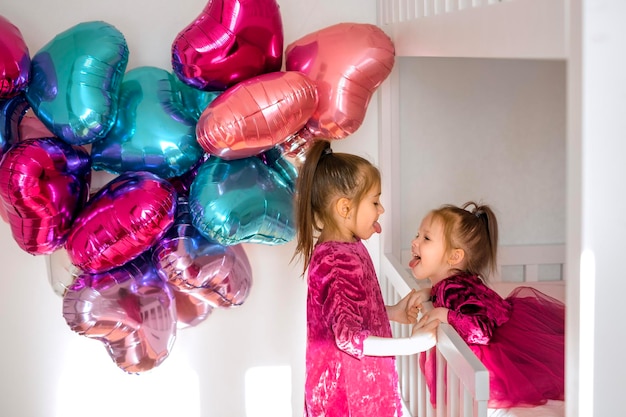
top-left (449, 249), bottom-right (465, 266)
top-left (335, 197), bottom-right (352, 219)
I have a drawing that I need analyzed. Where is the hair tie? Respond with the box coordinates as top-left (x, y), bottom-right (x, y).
top-left (322, 147), bottom-right (333, 156)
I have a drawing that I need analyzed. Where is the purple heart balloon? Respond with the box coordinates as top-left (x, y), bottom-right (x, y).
top-left (63, 254), bottom-right (177, 373)
top-left (0, 137), bottom-right (91, 254)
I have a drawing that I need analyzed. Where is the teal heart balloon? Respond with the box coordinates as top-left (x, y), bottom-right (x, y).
top-left (189, 153), bottom-right (295, 246)
top-left (25, 21), bottom-right (129, 145)
top-left (91, 66), bottom-right (219, 179)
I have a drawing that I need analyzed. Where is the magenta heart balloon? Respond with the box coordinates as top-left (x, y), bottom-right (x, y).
top-left (285, 23), bottom-right (395, 144)
top-left (171, 0), bottom-right (284, 90)
top-left (0, 15), bottom-right (30, 99)
top-left (65, 171), bottom-right (177, 273)
top-left (153, 197), bottom-right (252, 308)
top-left (62, 254), bottom-right (177, 373)
top-left (196, 71), bottom-right (318, 160)
top-left (0, 138), bottom-right (91, 254)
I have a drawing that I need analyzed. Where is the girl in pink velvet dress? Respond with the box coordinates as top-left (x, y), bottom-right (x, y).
top-left (410, 201), bottom-right (565, 408)
top-left (293, 140), bottom-right (439, 417)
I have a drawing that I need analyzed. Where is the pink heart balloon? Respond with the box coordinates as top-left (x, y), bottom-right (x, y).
top-left (0, 138), bottom-right (91, 254)
top-left (63, 255), bottom-right (177, 373)
top-left (153, 198), bottom-right (252, 308)
top-left (65, 171), bottom-right (177, 273)
top-left (285, 23), bottom-right (395, 146)
top-left (0, 15), bottom-right (30, 99)
top-left (171, 0), bottom-right (284, 90)
top-left (196, 71), bottom-right (318, 160)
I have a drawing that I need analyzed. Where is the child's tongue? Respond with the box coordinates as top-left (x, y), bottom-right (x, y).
top-left (373, 221), bottom-right (382, 233)
top-left (409, 257), bottom-right (419, 268)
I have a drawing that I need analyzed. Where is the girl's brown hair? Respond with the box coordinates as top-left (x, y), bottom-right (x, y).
top-left (430, 201), bottom-right (499, 281)
top-left (292, 139), bottom-right (380, 275)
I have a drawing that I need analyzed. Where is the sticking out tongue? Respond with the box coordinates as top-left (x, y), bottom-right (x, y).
top-left (373, 221), bottom-right (382, 234)
top-left (409, 256), bottom-right (420, 268)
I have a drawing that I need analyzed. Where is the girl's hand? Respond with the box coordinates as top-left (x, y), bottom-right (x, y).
top-left (413, 288), bottom-right (431, 305)
top-left (427, 307), bottom-right (449, 324)
top-left (410, 314), bottom-right (438, 351)
top-left (388, 289), bottom-right (423, 324)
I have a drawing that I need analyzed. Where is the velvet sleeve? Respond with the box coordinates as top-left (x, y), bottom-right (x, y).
top-left (318, 249), bottom-right (371, 359)
top-left (435, 276), bottom-right (511, 345)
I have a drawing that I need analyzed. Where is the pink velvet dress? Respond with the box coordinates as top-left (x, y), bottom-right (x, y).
top-left (420, 273), bottom-right (565, 409)
top-left (304, 240), bottom-right (402, 417)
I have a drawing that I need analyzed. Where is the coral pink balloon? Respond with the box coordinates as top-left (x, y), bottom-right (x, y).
top-left (65, 172), bottom-right (177, 273)
top-left (63, 255), bottom-right (177, 373)
top-left (196, 71), bottom-right (317, 160)
top-left (0, 138), bottom-right (91, 254)
top-left (286, 23), bottom-right (395, 143)
top-left (171, 0), bottom-right (284, 90)
top-left (0, 15), bottom-right (30, 99)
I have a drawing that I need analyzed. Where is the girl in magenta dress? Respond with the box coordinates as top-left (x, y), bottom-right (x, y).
top-left (409, 201), bottom-right (565, 408)
top-left (293, 140), bottom-right (438, 417)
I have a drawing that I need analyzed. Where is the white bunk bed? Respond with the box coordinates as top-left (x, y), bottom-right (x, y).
top-left (376, 1), bottom-right (568, 416)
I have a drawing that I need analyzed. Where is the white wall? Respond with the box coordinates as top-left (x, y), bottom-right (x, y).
top-left (0, 1), bottom-right (377, 416)
top-left (396, 57), bottom-right (566, 250)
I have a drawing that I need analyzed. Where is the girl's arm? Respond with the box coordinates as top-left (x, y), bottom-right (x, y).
top-left (435, 278), bottom-right (509, 345)
top-left (363, 314), bottom-right (438, 356)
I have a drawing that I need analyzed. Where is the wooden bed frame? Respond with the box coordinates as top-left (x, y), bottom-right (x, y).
top-left (379, 244), bottom-right (566, 417)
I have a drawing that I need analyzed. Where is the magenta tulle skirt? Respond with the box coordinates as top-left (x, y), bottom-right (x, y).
top-left (471, 287), bottom-right (565, 408)
top-left (421, 286), bottom-right (565, 409)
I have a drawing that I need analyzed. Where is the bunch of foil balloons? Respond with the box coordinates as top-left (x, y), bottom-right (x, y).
top-left (0, 0), bottom-right (395, 373)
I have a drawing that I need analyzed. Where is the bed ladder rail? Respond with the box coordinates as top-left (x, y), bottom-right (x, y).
top-left (380, 253), bottom-right (490, 417)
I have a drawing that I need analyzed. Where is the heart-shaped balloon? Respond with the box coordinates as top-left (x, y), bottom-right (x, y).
top-left (25, 21), bottom-right (129, 145)
top-left (0, 15), bottom-right (30, 99)
top-left (171, 0), bottom-right (284, 90)
top-left (91, 66), bottom-right (219, 179)
top-left (285, 22), bottom-right (395, 143)
top-left (65, 171), bottom-right (177, 273)
top-left (189, 154), bottom-right (295, 246)
top-left (153, 197), bottom-right (252, 307)
top-left (0, 137), bottom-right (91, 254)
top-left (62, 254), bottom-right (177, 373)
top-left (196, 71), bottom-right (318, 160)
